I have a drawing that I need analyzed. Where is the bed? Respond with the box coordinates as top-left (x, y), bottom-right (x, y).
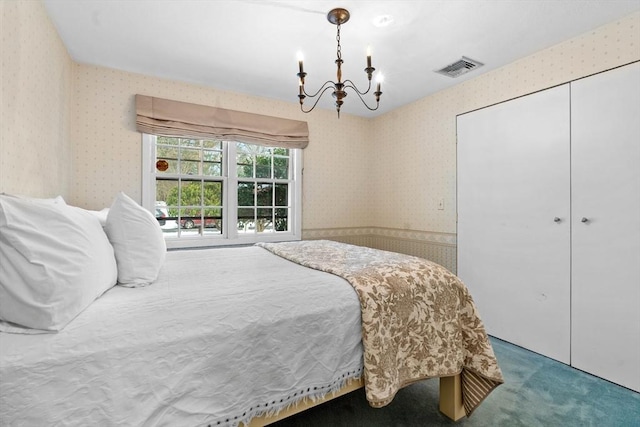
top-left (0, 193), bottom-right (503, 426)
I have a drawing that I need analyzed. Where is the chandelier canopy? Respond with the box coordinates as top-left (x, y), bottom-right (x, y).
top-left (296, 8), bottom-right (383, 118)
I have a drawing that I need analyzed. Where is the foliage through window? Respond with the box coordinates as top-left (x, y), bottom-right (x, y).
top-left (236, 143), bottom-right (290, 234)
top-left (142, 135), bottom-right (302, 248)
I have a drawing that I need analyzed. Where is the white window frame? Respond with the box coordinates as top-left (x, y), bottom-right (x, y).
top-left (142, 134), bottom-right (302, 249)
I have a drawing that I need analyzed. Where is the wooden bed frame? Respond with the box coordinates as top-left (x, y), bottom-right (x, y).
top-left (246, 373), bottom-right (464, 426)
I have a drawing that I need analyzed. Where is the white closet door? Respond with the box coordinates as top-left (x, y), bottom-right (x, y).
top-left (571, 62), bottom-right (640, 392)
top-left (457, 84), bottom-right (571, 363)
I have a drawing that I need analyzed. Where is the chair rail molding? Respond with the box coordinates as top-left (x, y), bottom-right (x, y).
top-left (303, 227), bottom-right (457, 273)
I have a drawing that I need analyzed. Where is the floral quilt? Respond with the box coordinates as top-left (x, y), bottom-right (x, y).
top-left (257, 240), bottom-right (503, 415)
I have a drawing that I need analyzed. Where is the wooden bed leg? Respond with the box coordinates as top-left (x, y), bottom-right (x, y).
top-left (439, 374), bottom-right (466, 421)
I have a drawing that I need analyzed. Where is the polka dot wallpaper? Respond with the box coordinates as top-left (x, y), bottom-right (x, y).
top-left (1, 0), bottom-right (73, 199)
top-left (69, 64), bottom-right (373, 229)
top-left (371, 10), bottom-right (640, 234)
top-left (2, 2), bottom-right (638, 265)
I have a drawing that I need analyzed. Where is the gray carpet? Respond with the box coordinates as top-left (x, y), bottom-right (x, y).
top-left (272, 337), bottom-right (640, 427)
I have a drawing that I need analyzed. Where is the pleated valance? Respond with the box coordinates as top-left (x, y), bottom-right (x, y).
top-left (135, 95), bottom-right (309, 149)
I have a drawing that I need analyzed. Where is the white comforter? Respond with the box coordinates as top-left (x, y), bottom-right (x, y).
top-left (0, 246), bottom-right (364, 427)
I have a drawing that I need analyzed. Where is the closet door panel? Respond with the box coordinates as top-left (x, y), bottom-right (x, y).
top-left (571, 62), bottom-right (640, 392)
top-left (457, 85), bottom-right (571, 363)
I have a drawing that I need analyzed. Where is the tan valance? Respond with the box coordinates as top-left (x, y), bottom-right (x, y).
top-left (135, 95), bottom-right (309, 149)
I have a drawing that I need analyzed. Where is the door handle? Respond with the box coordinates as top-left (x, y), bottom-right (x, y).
top-left (554, 217), bottom-right (561, 223)
top-left (581, 217), bottom-right (589, 223)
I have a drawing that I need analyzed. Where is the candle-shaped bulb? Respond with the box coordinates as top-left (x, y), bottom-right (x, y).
top-left (297, 51), bottom-right (304, 74)
top-left (376, 73), bottom-right (384, 92)
top-left (366, 45), bottom-right (372, 68)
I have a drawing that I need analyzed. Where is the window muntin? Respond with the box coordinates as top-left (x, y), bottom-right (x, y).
top-left (154, 137), bottom-right (224, 238)
top-left (142, 134), bottom-right (302, 248)
top-left (236, 144), bottom-right (290, 234)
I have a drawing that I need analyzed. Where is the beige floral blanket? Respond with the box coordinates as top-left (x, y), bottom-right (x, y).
top-left (257, 240), bottom-right (503, 415)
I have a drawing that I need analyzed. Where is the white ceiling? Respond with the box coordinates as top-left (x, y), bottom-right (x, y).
top-left (42, 0), bottom-right (640, 118)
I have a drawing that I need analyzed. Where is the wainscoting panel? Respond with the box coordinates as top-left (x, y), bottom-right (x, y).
top-left (302, 227), bottom-right (457, 274)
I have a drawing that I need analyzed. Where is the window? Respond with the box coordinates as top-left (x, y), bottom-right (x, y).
top-left (142, 134), bottom-right (302, 248)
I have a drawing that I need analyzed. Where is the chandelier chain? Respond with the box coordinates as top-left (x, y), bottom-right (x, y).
top-left (336, 24), bottom-right (342, 62)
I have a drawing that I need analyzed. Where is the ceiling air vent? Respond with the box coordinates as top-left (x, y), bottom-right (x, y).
top-left (435, 56), bottom-right (484, 78)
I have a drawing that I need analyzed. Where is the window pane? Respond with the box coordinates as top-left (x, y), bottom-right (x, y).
top-left (275, 208), bottom-right (288, 231)
top-left (203, 181), bottom-right (222, 206)
top-left (181, 207), bottom-right (201, 218)
top-left (202, 140), bottom-right (221, 149)
top-left (237, 153), bottom-right (253, 178)
top-left (181, 160), bottom-right (199, 175)
top-left (147, 136), bottom-right (298, 244)
top-left (257, 208), bottom-right (273, 233)
top-left (203, 150), bottom-right (222, 176)
top-left (237, 142), bottom-right (253, 154)
top-left (202, 207), bottom-right (222, 235)
top-left (256, 183), bottom-right (273, 206)
top-left (203, 162), bottom-right (221, 176)
top-left (180, 208), bottom-right (201, 231)
top-left (275, 184), bottom-right (288, 206)
top-left (238, 208), bottom-right (254, 233)
top-left (181, 138), bottom-right (200, 148)
top-left (203, 207), bottom-right (222, 221)
top-left (257, 208), bottom-right (272, 221)
top-left (255, 155), bottom-right (271, 179)
top-left (155, 179), bottom-right (180, 233)
top-left (180, 180), bottom-right (202, 206)
top-left (157, 146), bottom-right (179, 157)
top-left (274, 157), bottom-right (289, 179)
top-left (181, 148), bottom-right (200, 161)
top-left (180, 148), bottom-right (200, 175)
top-left (156, 146), bottom-right (179, 174)
top-left (158, 136), bottom-right (180, 146)
top-left (167, 205), bottom-right (179, 221)
top-left (156, 179), bottom-right (178, 207)
top-left (203, 150), bottom-right (221, 161)
top-left (237, 182), bottom-right (254, 206)
top-left (154, 201), bottom-right (168, 228)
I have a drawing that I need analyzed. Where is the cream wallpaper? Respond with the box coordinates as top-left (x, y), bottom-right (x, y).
top-left (0, 0), bottom-right (73, 198)
top-left (371, 11), bottom-right (640, 235)
top-left (69, 65), bottom-right (374, 230)
top-left (2, 1), bottom-right (639, 272)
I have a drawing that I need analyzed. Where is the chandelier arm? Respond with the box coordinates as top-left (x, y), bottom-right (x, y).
top-left (345, 86), bottom-right (381, 111)
top-left (302, 80), bottom-right (338, 98)
top-left (343, 79), bottom-right (372, 96)
top-left (300, 85), bottom-right (337, 113)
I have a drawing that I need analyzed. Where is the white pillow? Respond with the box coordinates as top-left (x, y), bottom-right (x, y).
top-left (87, 207), bottom-right (109, 227)
top-left (104, 192), bottom-right (166, 287)
top-left (0, 195), bottom-right (118, 332)
top-left (0, 193), bottom-right (66, 205)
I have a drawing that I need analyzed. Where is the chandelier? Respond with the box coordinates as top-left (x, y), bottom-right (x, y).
top-left (296, 8), bottom-right (383, 118)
